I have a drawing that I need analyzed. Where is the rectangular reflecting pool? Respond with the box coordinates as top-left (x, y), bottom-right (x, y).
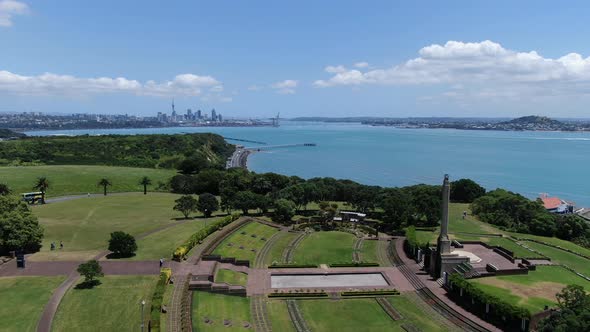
top-left (271, 273), bottom-right (389, 288)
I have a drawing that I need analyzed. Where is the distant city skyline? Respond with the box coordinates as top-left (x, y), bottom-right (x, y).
top-left (3, 1), bottom-right (590, 118)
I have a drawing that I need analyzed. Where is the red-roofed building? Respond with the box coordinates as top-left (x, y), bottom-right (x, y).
top-left (539, 194), bottom-right (575, 214)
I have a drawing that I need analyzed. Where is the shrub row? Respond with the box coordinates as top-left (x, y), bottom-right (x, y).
top-left (149, 270), bottom-right (171, 331)
top-left (329, 262), bottom-right (380, 267)
top-left (448, 274), bottom-right (530, 331)
top-left (172, 213), bottom-right (240, 261)
top-left (268, 292), bottom-right (328, 298)
top-left (268, 263), bottom-right (318, 268)
top-left (341, 289), bottom-right (400, 297)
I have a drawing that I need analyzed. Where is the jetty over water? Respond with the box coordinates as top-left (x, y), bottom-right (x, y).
top-left (226, 143), bottom-right (317, 169)
top-left (223, 137), bottom-right (267, 145)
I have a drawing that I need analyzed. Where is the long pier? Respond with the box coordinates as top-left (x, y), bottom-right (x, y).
top-left (223, 137), bottom-right (267, 145)
top-left (226, 143), bottom-right (317, 169)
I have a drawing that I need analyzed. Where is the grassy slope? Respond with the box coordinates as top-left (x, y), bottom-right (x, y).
top-left (0, 165), bottom-right (176, 197)
top-left (388, 294), bottom-right (451, 331)
top-left (470, 266), bottom-right (590, 313)
top-left (524, 242), bottom-right (590, 277)
top-left (127, 217), bottom-right (221, 261)
top-left (265, 231), bottom-right (298, 265)
top-left (30, 193), bottom-right (183, 261)
top-left (298, 298), bottom-right (398, 332)
top-left (0, 276), bottom-right (65, 332)
top-left (191, 291), bottom-right (251, 332)
top-left (360, 239), bottom-right (379, 263)
top-left (267, 300), bottom-right (296, 332)
top-left (215, 269), bottom-right (248, 287)
top-left (293, 231), bottom-right (355, 265)
top-left (212, 222), bottom-right (278, 262)
top-left (52, 275), bottom-right (158, 332)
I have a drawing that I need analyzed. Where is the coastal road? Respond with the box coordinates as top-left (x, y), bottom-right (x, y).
top-left (227, 148), bottom-right (251, 169)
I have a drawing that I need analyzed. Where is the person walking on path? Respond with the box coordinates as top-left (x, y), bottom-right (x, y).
top-left (59, 241), bottom-right (64, 250)
top-left (159, 258), bottom-right (164, 268)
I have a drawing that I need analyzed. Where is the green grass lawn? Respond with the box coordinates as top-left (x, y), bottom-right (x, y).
top-left (292, 231), bottom-right (355, 265)
top-left (29, 193), bottom-right (184, 261)
top-left (125, 217), bottom-right (221, 261)
top-left (0, 276), bottom-right (65, 332)
top-left (507, 232), bottom-right (590, 258)
top-left (523, 242), bottom-right (590, 277)
top-left (360, 239), bottom-right (379, 263)
top-left (215, 269), bottom-right (248, 287)
top-left (267, 300), bottom-right (296, 332)
top-left (212, 222), bottom-right (278, 262)
top-left (191, 291), bottom-right (251, 331)
top-left (298, 298), bottom-right (398, 331)
top-left (469, 266), bottom-right (590, 313)
top-left (0, 165), bottom-right (176, 197)
top-left (388, 294), bottom-right (452, 331)
top-left (52, 275), bottom-right (158, 332)
top-left (160, 283), bottom-right (174, 332)
top-left (264, 231), bottom-right (298, 265)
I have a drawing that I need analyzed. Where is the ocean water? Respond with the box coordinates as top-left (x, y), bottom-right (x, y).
top-left (24, 121), bottom-right (590, 206)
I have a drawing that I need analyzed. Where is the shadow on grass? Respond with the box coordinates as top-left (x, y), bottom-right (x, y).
top-left (105, 252), bottom-right (136, 259)
top-left (74, 279), bottom-right (101, 289)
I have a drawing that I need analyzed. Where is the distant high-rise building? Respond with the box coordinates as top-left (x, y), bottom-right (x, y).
top-left (218, 114), bottom-right (223, 122)
top-left (211, 109), bottom-right (217, 122)
top-left (186, 109), bottom-right (192, 121)
top-left (196, 109), bottom-right (202, 119)
top-left (157, 112), bottom-right (164, 122)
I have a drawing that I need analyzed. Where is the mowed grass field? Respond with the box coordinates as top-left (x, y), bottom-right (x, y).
top-left (0, 276), bottom-right (65, 332)
top-left (52, 275), bottom-right (158, 332)
top-left (213, 222), bottom-right (278, 262)
top-left (470, 266), bottom-right (590, 313)
top-left (523, 242), bottom-right (590, 277)
top-left (264, 231), bottom-right (298, 266)
top-left (215, 269), bottom-right (248, 287)
top-left (298, 298), bottom-right (397, 331)
top-left (0, 165), bottom-right (176, 197)
top-left (292, 231), bottom-right (355, 265)
top-left (360, 239), bottom-right (379, 263)
top-left (267, 300), bottom-right (296, 332)
top-left (127, 217), bottom-right (222, 261)
top-left (29, 193), bottom-right (184, 261)
top-left (192, 291), bottom-right (251, 332)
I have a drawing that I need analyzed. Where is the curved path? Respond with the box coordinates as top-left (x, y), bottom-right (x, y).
top-left (282, 231), bottom-right (307, 263)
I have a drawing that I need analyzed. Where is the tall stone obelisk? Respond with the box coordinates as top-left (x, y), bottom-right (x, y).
top-left (437, 174), bottom-right (452, 255)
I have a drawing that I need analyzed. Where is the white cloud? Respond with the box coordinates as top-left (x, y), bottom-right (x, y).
top-left (271, 79), bottom-right (298, 94)
top-left (247, 85), bottom-right (262, 91)
top-left (354, 62), bottom-right (369, 68)
top-left (0, 70), bottom-right (221, 97)
top-left (325, 65), bottom-right (347, 74)
top-left (313, 40), bottom-right (590, 98)
top-left (0, 0), bottom-right (28, 27)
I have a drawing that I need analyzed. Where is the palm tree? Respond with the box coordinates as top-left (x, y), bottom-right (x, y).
top-left (33, 177), bottom-right (50, 204)
top-left (0, 183), bottom-right (11, 196)
top-left (139, 176), bottom-right (152, 195)
top-left (98, 178), bottom-right (112, 196)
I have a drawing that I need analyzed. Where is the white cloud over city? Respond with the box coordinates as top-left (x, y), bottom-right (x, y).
top-left (0, 71), bottom-right (222, 97)
top-left (314, 40), bottom-right (590, 99)
top-left (271, 79), bottom-right (298, 94)
top-left (0, 0), bottom-right (28, 27)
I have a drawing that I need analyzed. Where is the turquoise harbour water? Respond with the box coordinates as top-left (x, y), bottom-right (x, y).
top-left (25, 121), bottom-right (590, 206)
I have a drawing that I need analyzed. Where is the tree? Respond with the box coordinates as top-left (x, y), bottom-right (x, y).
top-left (139, 176), bottom-right (152, 195)
top-left (231, 191), bottom-right (260, 215)
top-left (451, 179), bottom-right (486, 203)
top-left (98, 178), bottom-right (112, 196)
top-left (33, 177), bottom-right (49, 204)
top-left (197, 193), bottom-right (219, 217)
top-left (108, 231), bottom-right (137, 257)
top-left (538, 284), bottom-right (590, 331)
top-left (77, 260), bottom-right (104, 285)
top-left (0, 195), bottom-right (43, 254)
top-left (173, 195), bottom-right (198, 218)
top-left (272, 199), bottom-right (296, 222)
top-left (379, 188), bottom-right (414, 230)
top-left (170, 174), bottom-right (196, 194)
top-left (407, 184), bottom-right (441, 226)
top-left (0, 183), bottom-right (11, 196)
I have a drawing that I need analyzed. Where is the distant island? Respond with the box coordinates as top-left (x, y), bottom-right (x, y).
top-left (292, 115), bottom-right (590, 132)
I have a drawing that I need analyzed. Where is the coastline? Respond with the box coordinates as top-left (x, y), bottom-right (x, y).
top-left (227, 148), bottom-right (253, 169)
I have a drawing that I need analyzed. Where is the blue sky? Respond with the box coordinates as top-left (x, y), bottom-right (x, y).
top-left (2, 0), bottom-right (590, 118)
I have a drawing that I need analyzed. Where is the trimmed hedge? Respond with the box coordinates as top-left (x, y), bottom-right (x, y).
top-left (329, 262), bottom-right (379, 267)
top-left (149, 270), bottom-right (170, 331)
top-left (172, 213), bottom-right (240, 261)
top-left (268, 292), bottom-right (328, 298)
top-left (268, 263), bottom-right (318, 268)
top-left (448, 274), bottom-right (530, 331)
top-left (341, 289), bottom-right (400, 297)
